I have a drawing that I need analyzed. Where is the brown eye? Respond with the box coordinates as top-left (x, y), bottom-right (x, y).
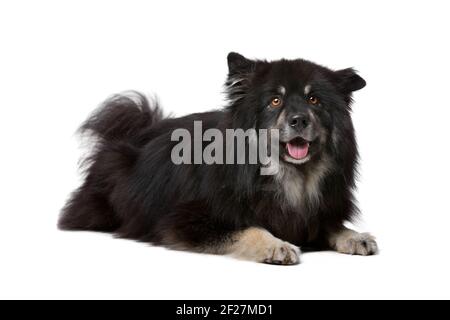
top-left (270, 97), bottom-right (283, 108)
top-left (308, 96), bottom-right (319, 105)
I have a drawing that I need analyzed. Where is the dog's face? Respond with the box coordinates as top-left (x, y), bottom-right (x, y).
top-left (226, 52), bottom-right (366, 166)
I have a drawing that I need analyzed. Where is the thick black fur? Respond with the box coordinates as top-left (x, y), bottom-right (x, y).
top-left (59, 53), bottom-right (366, 254)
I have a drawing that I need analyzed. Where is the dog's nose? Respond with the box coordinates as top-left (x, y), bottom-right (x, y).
top-left (288, 114), bottom-right (310, 129)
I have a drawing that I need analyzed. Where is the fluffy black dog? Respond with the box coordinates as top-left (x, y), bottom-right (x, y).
top-left (59, 53), bottom-right (377, 264)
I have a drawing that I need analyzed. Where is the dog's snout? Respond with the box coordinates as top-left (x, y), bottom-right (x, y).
top-left (288, 114), bottom-right (310, 129)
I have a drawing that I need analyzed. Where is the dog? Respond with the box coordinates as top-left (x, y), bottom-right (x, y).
top-left (59, 52), bottom-right (377, 264)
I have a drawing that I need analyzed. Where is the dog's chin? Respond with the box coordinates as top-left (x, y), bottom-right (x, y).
top-left (283, 154), bottom-right (311, 165)
top-left (281, 137), bottom-right (314, 165)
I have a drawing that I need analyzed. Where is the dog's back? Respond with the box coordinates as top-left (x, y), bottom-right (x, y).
top-left (59, 92), bottom-right (224, 234)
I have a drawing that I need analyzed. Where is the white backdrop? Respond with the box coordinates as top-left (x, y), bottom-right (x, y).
top-left (1, 0), bottom-right (449, 299)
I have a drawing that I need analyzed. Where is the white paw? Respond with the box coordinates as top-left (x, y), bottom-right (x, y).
top-left (335, 232), bottom-right (378, 256)
top-left (230, 227), bottom-right (301, 265)
top-left (262, 239), bottom-right (301, 265)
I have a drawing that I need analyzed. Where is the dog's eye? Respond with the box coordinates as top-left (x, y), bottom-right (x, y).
top-left (270, 97), bottom-right (283, 108)
top-left (308, 96), bottom-right (319, 105)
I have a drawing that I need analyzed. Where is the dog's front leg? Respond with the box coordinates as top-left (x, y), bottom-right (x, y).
top-left (228, 227), bottom-right (301, 265)
top-left (156, 204), bottom-right (300, 265)
top-left (328, 226), bottom-right (378, 256)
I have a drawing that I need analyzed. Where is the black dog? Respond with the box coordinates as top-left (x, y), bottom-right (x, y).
top-left (59, 53), bottom-right (377, 264)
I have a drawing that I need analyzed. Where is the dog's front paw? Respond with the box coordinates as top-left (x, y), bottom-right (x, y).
top-left (262, 240), bottom-right (301, 265)
top-left (230, 227), bottom-right (301, 265)
top-left (335, 232), bottom-right (378, 256)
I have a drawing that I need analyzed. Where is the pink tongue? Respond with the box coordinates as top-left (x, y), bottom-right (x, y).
top-left (287, 142), bottom-right (309, 160)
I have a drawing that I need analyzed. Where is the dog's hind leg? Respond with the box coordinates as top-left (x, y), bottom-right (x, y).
top-left (58, 181), bottom-right (120, 232)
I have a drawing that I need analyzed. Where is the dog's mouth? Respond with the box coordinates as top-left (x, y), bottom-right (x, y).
top-left (281, 137), bottom-right (312, 164)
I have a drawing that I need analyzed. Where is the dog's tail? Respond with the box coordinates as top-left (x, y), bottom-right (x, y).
top-left (80, 91), bottom-right (163, 146)
top-left (58, 92), bottom-right (163, 232)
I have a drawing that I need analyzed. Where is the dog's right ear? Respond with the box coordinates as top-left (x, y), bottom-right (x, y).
top-left (225, 52), bottom-right (256, 104)
top-left (227, 52), bottom-right (255, 76)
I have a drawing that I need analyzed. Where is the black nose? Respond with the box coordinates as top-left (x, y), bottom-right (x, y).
top-left (288, 114), bottom-right (310, 129)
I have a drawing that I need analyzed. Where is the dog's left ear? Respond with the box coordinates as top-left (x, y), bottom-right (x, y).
top-left (227, 52), bottom-right (255, 76)
top-left (334, 68), bottom-right (366, 94)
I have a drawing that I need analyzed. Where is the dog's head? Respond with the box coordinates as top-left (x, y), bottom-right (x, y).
top-left (225, 52), bottom-right (365, 166)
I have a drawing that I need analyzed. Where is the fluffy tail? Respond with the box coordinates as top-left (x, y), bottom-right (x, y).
top-left (80, 91), bottom-right (163, 145)
top-left (58, 91), bottom-right (163, 232)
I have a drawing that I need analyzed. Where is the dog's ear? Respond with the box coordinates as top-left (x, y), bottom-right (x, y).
top-left (225, 53), bottom-right (256, 104)
top-left (227, 52), bottom-right (255, 76)
top-left (334, 68), bottom-right (366, 94)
